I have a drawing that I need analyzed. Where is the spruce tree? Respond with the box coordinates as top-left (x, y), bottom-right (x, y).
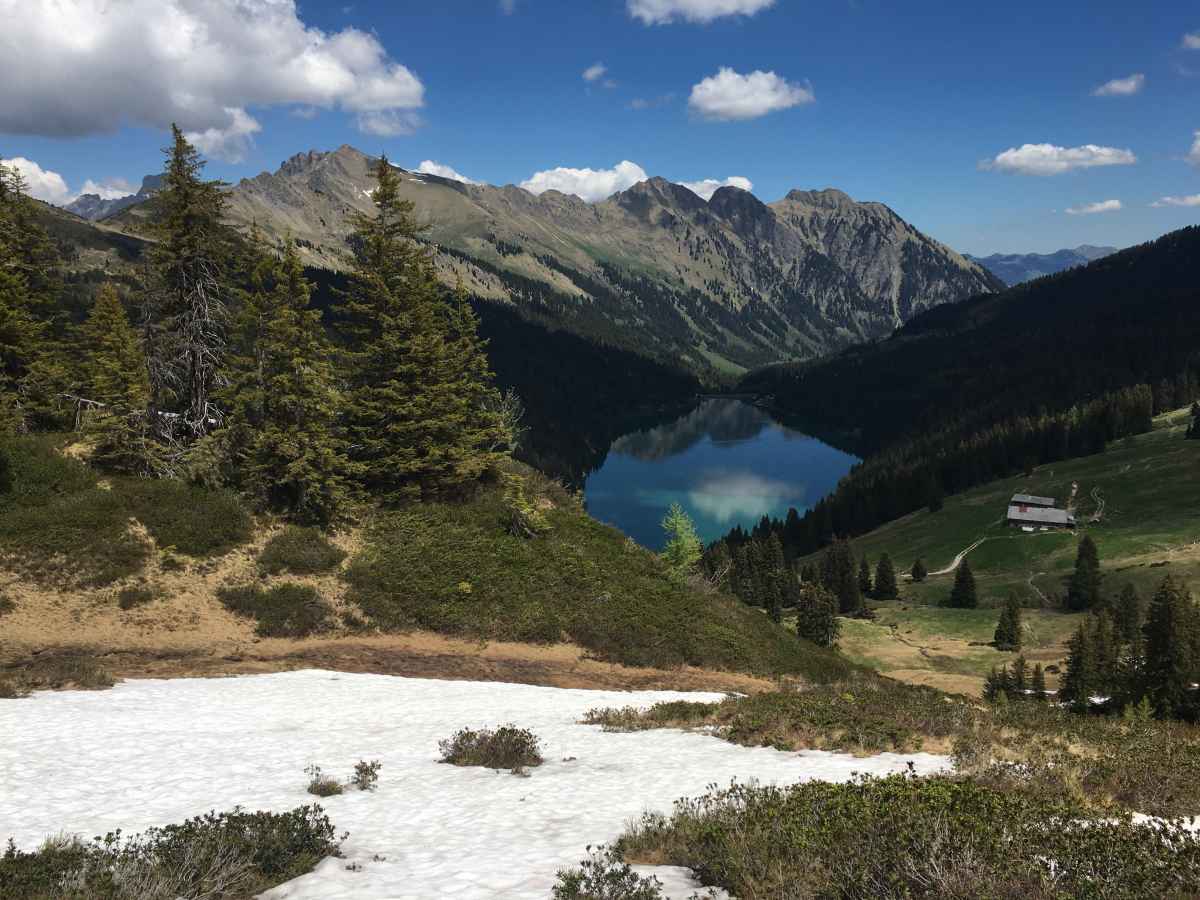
top-left (948, 559), bottom-right (977, 609)
top-left (78, 285), bottom-right (152, 472)
top-left (1141, 576), bottom-right (1199, 720)
top-left (148, 125), bottom-right (231, 445)
top-left (1114, 583), bottom-right (1144, 644)
top-left (1031, 663), bottom-right (1046, 702)
top-left (795, 583), bottom-right (840, 647)
top-left (238, 241), bottom-right (356, 525)
top-left (858, 556), bottom-right (873, 598)
top-left (874, 553), bottom-right (898, 602)
top-left (1061, 621), bottom-right (1097, 711)
top-left (1066, 534), bottom-right (1103, 611)
top-left (993, 593), bottom-right (1023, 651)
top-left (910, 558), bottom-right (927, 583)
top-left (1011, 655), bottom-right (1028, 696)
top-left (342, 154), bottom-right (504, 501)
top-left (820, 539), bottom-right (862, 615)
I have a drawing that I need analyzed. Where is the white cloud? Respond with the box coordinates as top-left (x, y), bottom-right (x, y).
top-left (0, 0), bottom-right (426, 158)
top-left (356, 110), bottom-right (423, 137)
top-left (520, 160), bottom-right (648, 202)
top-left (686, 472), bottom-right (803, 524)
top-left (1091, 73), bottom-right (1144, 96)
top-left (981, 143), bottom-right (1137, 175)
top-left (79, 177), bottom-right (136, 200)
top-left (184, 107), bottom-right (262, 164)
top-left (415, 160), bottom-right (478, 184)
top-left (0, 156), bottom-right (134, 206)
top-left (628, 0), bottom-right (775, 25)
top-left (582, 63), bottom-right (608, 83)
top-left (677, 176), bottom-right (753, 200)
top-left (688, 67), bottom-right (813, 121)
top-left (1189, 131), bottom-right (1200, 167)
top-left (0, 157), bottom-right (73, 205)
top-left (1065, 199), bottom-right (1122, 215)
top-left (1184, 31), bottom-right (1200, 49)
top-left (1151, 194), bottom-right (1200, 208)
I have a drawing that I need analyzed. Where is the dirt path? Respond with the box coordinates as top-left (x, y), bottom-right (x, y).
top-left (904, 537), bottom-right (988, 580)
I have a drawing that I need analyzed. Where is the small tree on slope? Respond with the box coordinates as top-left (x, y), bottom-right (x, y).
top-left (874, 553), bottom-right (899, 602)
top-left (993, 593), bottom-right (1023, 651)
top-left (661, 503), bottom-right (702, 582)
top-left (948, 559), bottom-right (977, 609)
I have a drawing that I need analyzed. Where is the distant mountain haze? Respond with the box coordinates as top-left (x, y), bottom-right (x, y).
top-left (100, 145), bottom-right (1000, 373)
top-left (967, 245), bottom-right (1119, 286)
top-left (63, 174), bottom-right (164, 221)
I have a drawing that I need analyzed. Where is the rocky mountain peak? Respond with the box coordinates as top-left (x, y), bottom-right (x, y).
top-left (708, 185), bottom-right (774, 242)
top-left (278, 149), bottom-right (328, 176)
top-left (783, 188), bottom-right (855, 208)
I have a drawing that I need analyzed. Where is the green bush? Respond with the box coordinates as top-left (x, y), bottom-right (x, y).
top-left (0, 805), bottom-right (341, 900)
top-left (553, 848), bottom-right (664, 900)
top-left (604, 773), bottom-right (1200, 900)
top-left (116, 584), bottom-right (163, 610)
top-left (217, 583), bottom-right (332, 638)
top-left (258, 526), bottom-right (347, 575)
top-left (438, 725), bottom-right (543, 773)
top-left (0, 436), bottom-right (251, 586)
top-left (351, 759), bottom-right (382, 791)
top-left (344, 467), bottom-right (855, 679)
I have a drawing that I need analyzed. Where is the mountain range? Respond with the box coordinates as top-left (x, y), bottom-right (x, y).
top-left (64, 174), bottom-right (163, 222)
top-left (96, 145), bottom-right (999, 374)
top-left (967, 245), bottom-right (1118, 286)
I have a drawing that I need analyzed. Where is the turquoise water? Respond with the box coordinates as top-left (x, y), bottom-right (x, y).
top-left (584, 398), bottom-right (858, 550)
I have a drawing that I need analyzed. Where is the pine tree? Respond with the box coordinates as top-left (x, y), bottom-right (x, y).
top-left (237, 241), bottom-right (356, 525)
top-left (1011, 655), bottom-right (1028, 696)
top-left (77, 285), bottom-right (152, 472)
top-left (148, 125), bottom-right (231, 446)
top-left (1114, 583), bottom-right (1144, 644)
top-left (993, 593), bottom-right (1023, 651)
top-left (910, 558), bottom-right (927, 583)
top-left (874, 553), bottom-right (898, 602)
top-left (795, 583), bottom-right (840, 647)
top-left (948, 559), bottom-right (977, 609)
top-left (342, 154), bottom-right (504, 501)
top-left (1066, 534), bottom-right (1103, 611)
top-left (858, 556), bottom-right (873, 598)
top-left (765, 533), bottom-right (788, 622)
top-left (661, 503), bottom-right (702, 581)
top-left (1060, 621), bottom-right (1097, 711)
top-left (1031, 663), bottom-right (1047, 702)
top-left (1141, 576), bottom-right (1199, 720)
top-left (819, 539), bottom-right (862, 615)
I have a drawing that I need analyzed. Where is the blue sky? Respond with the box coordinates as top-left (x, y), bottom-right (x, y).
top-left (1, 0), bottom-right (1198, 254)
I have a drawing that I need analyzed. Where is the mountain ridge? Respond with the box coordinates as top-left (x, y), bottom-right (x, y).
top-left (967, 244), bottom-right (1119, 286)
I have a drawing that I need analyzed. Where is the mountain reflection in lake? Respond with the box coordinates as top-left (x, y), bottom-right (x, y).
top-left (584, 399), bottom-right (858, 550)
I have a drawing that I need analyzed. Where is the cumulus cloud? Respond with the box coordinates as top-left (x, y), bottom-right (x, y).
top-left (1151, 194), bottom-right (1200, 208)
top-left (688, 67), bottom-right (813, 121)
top-left (520, 160), bottom-right (648, 202)
top-left (1091, 73), bottom-right (1145, 96)
top-left (0, 156), bottom-right (133, 206)
top-left (1184, 31), bottom-right (1200, 49)
top-left (415, 160), bottom-right (478, 184)
top-left (981, 143), bottom-right (1137, 175)
top-left (185, 107), bottom-right (263, 164)
top-left (79, 177), bottom-right (137, 200)
top-left (582, 63), bottom-right (608, 83)
top-left (1189, 131), bottom-right (1200, 167)
top-left (0, 0), bottom-right (426, 159)
top-left (677, 176), bottom-right (753, 199)
top-left (0, 157), bottom-right (73, 205)
top-left (628, 0), bottom-right (775, 25)
top-left (1065, 199), bottom-right (1121, 215)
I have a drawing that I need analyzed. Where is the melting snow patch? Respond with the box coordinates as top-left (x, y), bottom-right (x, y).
top-left (0, 670), bottom-right (947, 899)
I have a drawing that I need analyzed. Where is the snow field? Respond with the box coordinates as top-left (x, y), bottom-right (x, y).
top-left (0, 670), bottom-right (948, 898)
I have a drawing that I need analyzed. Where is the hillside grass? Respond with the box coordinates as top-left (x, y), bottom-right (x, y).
top-left (794, 410), bottom-right (1200, 692)
top-left (346, 463), bottom-right (852, 679)
top-left (0, 435), bottom-right (252, 587)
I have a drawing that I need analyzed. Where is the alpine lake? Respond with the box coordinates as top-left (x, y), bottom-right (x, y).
top-left (583, 398), bottom-right (859, 550)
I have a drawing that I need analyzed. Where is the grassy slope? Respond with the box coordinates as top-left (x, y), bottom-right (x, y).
top-left (0, 438), bottom-right (844, 682)
top-left (346, 464), bottom-right (851, 680)
top-left (797, 408), bottom-right (1200, 693)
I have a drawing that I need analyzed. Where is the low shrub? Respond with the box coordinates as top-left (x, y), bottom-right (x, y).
top-left (598, 773), bottom-right (1200, 900)
top-left (350, 760), bottom-right (381, 792)
top-left (0, 595), bottom-right (13, 616)
top-left (438, 725), bottom-right (543, 773)
top-left (0, 805), bottom-right (341, 899)
top-left (258, 526), bottom-right (346, 576)
top-left (304, 765), bottom-right (344, 797)
top-left (116, 584), bottom-right (163, 610)
top-left (0, 654), bottom-right (115, 698)
top-left (217, 583), bottom-right (332, 638)
top-left (553, 847), bottom-right (664, 900)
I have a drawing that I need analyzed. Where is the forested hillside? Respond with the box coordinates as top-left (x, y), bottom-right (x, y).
top-left (736, 228), bottom-right (1200, 556)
